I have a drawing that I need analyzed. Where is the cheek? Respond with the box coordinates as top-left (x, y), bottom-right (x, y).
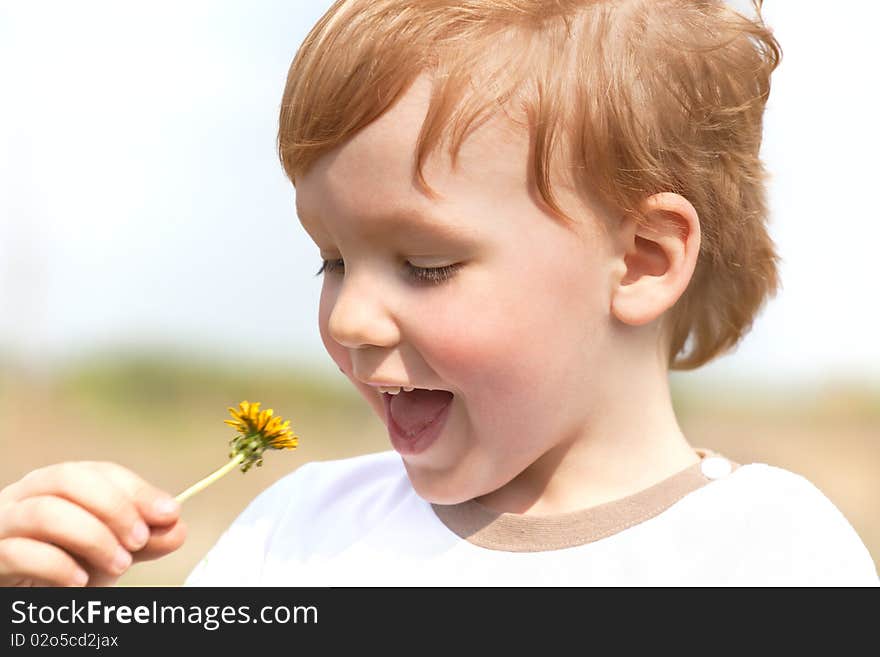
top-left (408, 280), bottom-right (547, 400)
top-left (416, 257), bottom-right (607, 422)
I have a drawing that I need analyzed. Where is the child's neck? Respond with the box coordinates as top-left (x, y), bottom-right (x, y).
top-left (473, 361), bottom-right (699, 516)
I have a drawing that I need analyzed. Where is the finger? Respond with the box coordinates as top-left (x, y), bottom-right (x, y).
top-left (9, 463), bottom-right (151, 552)
top-left (0, 537), bottom-right (90, 587)
top-left (3, 496), bottom-right (132, 578)
top-left (132, 518), bottom-right (187, 562)
top-left (86, 462), bottom-right (180, 527)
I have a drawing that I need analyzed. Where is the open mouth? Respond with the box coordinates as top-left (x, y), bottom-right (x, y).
top-left (382, 387), bottom-right (455, 437)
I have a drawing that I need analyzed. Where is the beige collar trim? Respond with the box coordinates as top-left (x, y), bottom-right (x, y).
top-left (431, 447), bottom-right (740, 552)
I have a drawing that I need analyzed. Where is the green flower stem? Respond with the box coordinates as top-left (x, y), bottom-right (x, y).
top-left (175, 452), bottom-right (246, 504)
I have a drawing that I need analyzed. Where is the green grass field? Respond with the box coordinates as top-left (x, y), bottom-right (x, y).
top-left (1, 353), bottom-right (877, 585)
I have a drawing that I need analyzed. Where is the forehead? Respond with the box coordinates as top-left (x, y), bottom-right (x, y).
top-left (294, 74), bottom-right (534, 238)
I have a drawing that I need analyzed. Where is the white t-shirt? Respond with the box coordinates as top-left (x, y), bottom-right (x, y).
top-left (184, 447), bottom-right (878, 586)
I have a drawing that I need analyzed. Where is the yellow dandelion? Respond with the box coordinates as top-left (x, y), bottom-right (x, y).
top-left (223, 401), bottom-right (298, 452)
top-left (175, 400), bottom-right (300, 504)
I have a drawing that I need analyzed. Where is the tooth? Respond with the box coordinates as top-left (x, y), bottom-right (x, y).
top-left (403, 386), bottom-right (414, 392)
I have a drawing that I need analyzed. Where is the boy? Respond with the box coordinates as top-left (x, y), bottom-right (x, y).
top-left (1, 0), bottom-right (876, 586)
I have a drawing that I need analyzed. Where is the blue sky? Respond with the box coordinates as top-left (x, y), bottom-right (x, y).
top-left (1, 0), bottom-right (878, 386)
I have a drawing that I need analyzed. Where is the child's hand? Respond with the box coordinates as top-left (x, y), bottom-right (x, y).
top-left (0, 461), bottom-right (187, 586)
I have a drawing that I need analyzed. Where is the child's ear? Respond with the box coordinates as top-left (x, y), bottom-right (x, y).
top-left (609, 192), bottom-right (701, 327)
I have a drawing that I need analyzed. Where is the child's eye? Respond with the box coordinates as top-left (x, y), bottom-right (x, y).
top-left (315, 259), bottom-right (460, 285)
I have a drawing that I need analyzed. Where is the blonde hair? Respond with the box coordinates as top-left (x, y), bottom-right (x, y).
top-left (278, 0), bottom-right (782, 370)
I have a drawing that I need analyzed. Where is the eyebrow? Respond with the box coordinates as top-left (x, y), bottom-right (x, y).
top-left (296, 205), bottom-right (480, 242)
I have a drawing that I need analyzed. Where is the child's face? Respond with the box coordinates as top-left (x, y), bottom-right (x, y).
top-left (295, 75), bottom-right (622, 504)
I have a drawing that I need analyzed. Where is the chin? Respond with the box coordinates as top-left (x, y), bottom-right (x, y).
top-left (413, 488), bottom-right (473, 506)
top-left (401, 464), bottom-right (479, 506)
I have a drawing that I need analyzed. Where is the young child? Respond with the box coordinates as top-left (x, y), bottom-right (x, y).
top-left (1, 0), bottom-right (877, 586)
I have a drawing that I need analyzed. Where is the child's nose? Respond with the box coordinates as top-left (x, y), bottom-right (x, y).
top-left (326, 276), bottom-right (400, 349)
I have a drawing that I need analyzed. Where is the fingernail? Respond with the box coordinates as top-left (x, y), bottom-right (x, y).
top-left (112, 547), bottom-right (132, 574)
top-left (130, 521), bottom-right (149, 548)
top-left (72, 569), bottom-right (89, 586)
top-left (154, 497), bottom-right (179, 516)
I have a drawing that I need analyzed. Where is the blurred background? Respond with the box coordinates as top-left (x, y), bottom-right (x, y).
top-left (1, 0), bottom-right (877, 584)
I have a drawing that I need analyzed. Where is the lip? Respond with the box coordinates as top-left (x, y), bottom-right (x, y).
top-left (382, 391), bottom-right (453, 456)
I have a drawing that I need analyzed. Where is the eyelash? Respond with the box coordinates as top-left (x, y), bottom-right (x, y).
top-left (314, 259), bottom-right (461, 286)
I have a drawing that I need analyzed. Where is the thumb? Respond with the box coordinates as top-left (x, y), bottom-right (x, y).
top-left (87, 461), bottom-right (181, 527)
